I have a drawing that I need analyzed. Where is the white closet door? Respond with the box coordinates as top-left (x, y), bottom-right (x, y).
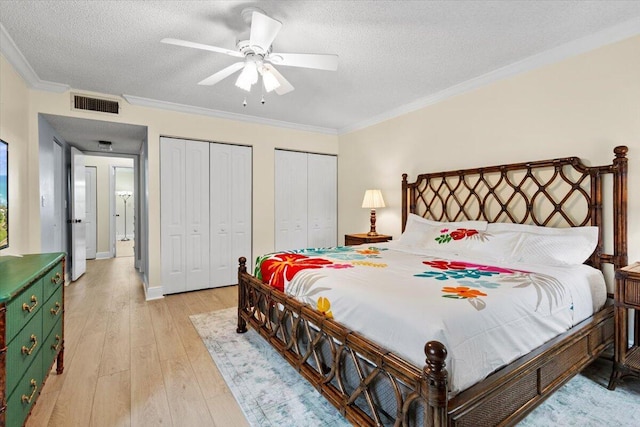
top-left (161, 137), bottom-right (210, 294)
top-left (160, 137), bottom-right (187, 293)
top-left (184, 140), bottom-right (211, 290)
top-left (275, 150), bottom-right (308, 251)
top-left (210, 144), bottom-right (252, 287)
top-left (307, 154), bottom-right (337, 248)
top-left (230, 145), bottom-right (252, 280)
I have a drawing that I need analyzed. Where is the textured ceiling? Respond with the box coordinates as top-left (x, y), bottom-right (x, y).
top-left (2, 1), bottom-right (640, 136)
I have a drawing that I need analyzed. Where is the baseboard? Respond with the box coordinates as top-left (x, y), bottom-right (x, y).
top-left (96, 252), bottom-right (111, 259)
top-left (144, 284), bottom-right (164, 301)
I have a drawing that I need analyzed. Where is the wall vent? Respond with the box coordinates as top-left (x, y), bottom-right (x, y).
top-left (72, 94), bottom-right (119, 114)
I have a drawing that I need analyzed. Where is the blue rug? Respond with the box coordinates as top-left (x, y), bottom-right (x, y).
top-left (190, 308), bottom-right (639, 426)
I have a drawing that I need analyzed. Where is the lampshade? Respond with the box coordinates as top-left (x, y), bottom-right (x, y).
top-left (261, 69), bottom-right (281, 93)
top-left (362, 189), bottom-right (385, 209)
top-left (235, 61), bottom-right (259, 92)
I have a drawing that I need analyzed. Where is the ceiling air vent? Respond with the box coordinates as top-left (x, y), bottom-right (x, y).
top-left (72, 94), bottom-right (119, 114)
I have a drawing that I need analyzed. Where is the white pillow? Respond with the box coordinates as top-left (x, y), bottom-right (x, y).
top-left (397, 214), bottom-right (488, 248)
top-left (486, 222), bottom-right (598, 266)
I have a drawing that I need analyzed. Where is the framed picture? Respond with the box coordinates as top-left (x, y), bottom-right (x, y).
top-left (0, 139), bottom-right (7, 250)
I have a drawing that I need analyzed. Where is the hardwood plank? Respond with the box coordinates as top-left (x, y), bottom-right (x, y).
top-left (160, 356), bottom-right (214, 426)
top-left (148, 300), bottom-right (187, 361)
top-left (99, 303), bottom-right (131, 376)
top-left (130, 344), bottom-right (172, 427)
top-left (205, 392), bottom-right (249, 427)
top-left (47, 331), bottom-right (106, 427)
top-left (90, 370), bottom-right (131, 427)
top-left (130, 305), bottom-right (155, 349)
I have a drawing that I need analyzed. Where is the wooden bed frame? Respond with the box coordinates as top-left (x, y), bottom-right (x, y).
top-left (237, 146), bottom-right (628, 426)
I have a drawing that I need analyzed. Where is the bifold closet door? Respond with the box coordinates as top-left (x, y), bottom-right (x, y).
top-left (275, 150), bottom-right (308, 251)
top-left (160, 137), bottom-right (210, 294)
top-left (307, 154), bottom-right (337, 248)
top-left (275, 150), bottom-right (337, 251)
top-left (210, 144), bottom-right (252, 287)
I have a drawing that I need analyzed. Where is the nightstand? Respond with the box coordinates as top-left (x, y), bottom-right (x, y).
top-left (608, 262), bottom-right (640, 390)
top-left (344, 233), bottom-right (392, 246)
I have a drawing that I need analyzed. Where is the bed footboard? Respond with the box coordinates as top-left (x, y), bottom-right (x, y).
top-left (237, 257), bottom-right (448, 426)
top-left (237, 257), bottom-right (614, 427)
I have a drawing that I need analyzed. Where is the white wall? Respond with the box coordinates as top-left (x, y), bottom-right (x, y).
top-left (338, 35), bottom-right (640, 276)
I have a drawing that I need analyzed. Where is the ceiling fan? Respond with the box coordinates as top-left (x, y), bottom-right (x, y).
top-left (161, 8), bottom-right (338, 96)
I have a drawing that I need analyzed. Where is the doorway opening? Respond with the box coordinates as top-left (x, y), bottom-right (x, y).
top-left (114, 166), bottom-right (135, 258)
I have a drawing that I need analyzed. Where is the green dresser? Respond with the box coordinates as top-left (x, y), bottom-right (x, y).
top-left (0, 253), bottom-right (65, 427)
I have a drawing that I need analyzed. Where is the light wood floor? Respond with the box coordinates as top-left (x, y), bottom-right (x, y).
top-left (26, 256), bottom-right (250, 427)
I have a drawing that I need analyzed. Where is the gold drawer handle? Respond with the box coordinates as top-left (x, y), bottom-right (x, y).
top-left (51, 334), bottom-right (62, 352)
top-left (21, 335), bottom-right (38, 355)
top-left (50, 302), bottom-right (62, 316)
top-left (51, 272), bottom-right (63, 285)
top-left (21, 379), bottom-right (38, 404)
top-left (22, 295), bottom-right (38, 313)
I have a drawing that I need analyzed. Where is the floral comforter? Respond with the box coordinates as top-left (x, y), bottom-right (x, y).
top-left (254, 242), bottom-right (606, 394)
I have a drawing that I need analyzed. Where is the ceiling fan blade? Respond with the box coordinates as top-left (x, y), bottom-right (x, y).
top-left (198, 62), bottom-right (245, 86)
top-left (249, 11), bottom-right (282, 52)
top-left (161, 38), bottom-right (243, 58)
top-left (268, 53), bottom-right (338, 71)
top-left (263, 64), bottom-right (294, 95)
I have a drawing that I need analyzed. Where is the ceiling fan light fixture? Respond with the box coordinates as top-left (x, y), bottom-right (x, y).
top-left (235, 61), bottom-right (258, 92)
top-left (262, 69), bottom-right (280, 92)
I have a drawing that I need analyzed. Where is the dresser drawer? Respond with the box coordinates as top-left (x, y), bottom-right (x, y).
top-left (6, 351), bottom-right (44, 427)
top-left (42, 318), bottom-right (63, 375)
top-left (42, 261), bottom-right (64, 302)
top-left (6, 279), bottom-right (44, 342)
top-left (6, 310), bottom-right (43, 396)
top-left (43, 284), bottom-right (63, 338)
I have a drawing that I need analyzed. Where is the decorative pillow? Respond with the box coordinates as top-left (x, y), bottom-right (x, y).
top-left (486, 222), bottom-right (599, 266)
top-left (417, 224), bottom-right (523, 262)
top-left (397, 214), bottom-right (488, 248)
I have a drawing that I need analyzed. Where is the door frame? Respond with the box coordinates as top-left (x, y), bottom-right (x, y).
top-left (111, 165), bottom-right (136, 258)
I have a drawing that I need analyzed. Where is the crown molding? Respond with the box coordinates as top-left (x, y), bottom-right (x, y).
top-left (122, 94), bottom-right (337, 135)
top-left (339, 17), bottom-right (640, 135)
top-left (0, 23), bottom-right (69, 93)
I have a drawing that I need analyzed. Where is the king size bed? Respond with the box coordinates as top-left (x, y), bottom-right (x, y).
top-left (236, 146), bottom-right (628, 426)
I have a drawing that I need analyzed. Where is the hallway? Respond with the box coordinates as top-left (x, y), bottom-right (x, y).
top-left (27, 256), bottom-right (248, 427)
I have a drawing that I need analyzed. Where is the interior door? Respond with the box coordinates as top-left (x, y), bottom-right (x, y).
top-left (85, 166), bottom-right (97, 259)
top-left (210, 144), bottom-right (252, 287)
top-left (275, 150), bottom-right (308, 251)
top-left (160, 137), bottom-right (210, 294)
top-left (70, 146), bottom-right (86, 280)
top-left (307, 154), bottom-right (337, 248)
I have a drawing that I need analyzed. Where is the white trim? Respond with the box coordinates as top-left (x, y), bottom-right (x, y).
top-left (339, 17), bottom-right (640, 135)
top-left (144, 285), bottom-right (164, 301)
top-left (122, 94), bottom-right (337, 135)
top-left (95, 252), bottom-right (111, 260)
top-left (0, 23), bottom-right (69, 93)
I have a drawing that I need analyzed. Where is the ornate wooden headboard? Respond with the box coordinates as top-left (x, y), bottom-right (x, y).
top-left (402, 146), bottom-right (628, 273)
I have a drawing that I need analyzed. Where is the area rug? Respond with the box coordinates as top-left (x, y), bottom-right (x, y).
top-left (190, 308), bottom-right (639, 426)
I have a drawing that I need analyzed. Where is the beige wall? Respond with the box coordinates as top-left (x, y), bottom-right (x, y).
top-left (0, 54), bottom-right (31, 255)
top-left (0, 54), bottom-right (339, 294)
top-left (338, 35), bottom-right (640, 270)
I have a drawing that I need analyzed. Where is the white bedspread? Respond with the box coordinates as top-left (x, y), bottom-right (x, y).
top-left (257, 242), bottom-right (606, 394)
